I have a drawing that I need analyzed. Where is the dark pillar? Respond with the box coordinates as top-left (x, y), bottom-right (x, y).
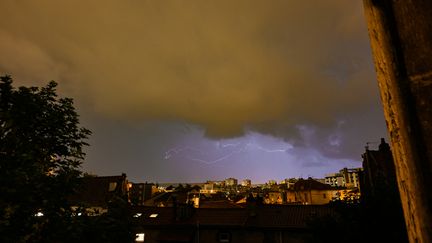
top-left (363, 1), bottom-right (432, 242)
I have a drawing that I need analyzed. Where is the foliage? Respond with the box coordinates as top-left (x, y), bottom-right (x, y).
top-left (66, 196), bottom-right (136, 243)
top-left (0, 75), bottom-right (91, 242)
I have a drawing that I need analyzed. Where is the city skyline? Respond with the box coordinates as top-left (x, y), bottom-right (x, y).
top-left (122, 165), bottom-right (363, 186)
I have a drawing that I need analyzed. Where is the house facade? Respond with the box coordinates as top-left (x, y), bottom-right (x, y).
top-left (132, 204), bottom-right (337, 243)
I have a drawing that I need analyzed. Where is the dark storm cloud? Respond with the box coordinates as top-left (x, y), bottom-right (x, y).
top-left (0, 0), bottom-right (386, 165)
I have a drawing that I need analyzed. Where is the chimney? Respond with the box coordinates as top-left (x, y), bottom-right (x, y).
top-left (379, 138), bottom-right (390, 152)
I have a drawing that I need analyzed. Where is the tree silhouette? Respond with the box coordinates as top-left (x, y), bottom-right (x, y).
top-left (0, 75), bottom-right (91, 242)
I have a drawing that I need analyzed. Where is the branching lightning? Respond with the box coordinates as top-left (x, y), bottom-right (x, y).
top-left (188, 147), bottom-right (245, 165)
top-left (247, 142), bottom-right (293, 153)
top-left (164, 146), bottom-right (203, 160)
top-left (163, 140), bottom-right (292, 165)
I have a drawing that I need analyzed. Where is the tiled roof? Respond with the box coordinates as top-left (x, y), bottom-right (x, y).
top-left (68, 175), bottom-right (127, 207)
top-left (156, 229), bottom-right (194, 242)
top-left (152, 191), bottom-right (188, 204)
top-left (132, 206), bottom-right (247, 227)
top-left (293, 179), bottom-right (333, 191)
top-left (195, 208), bottom-right (248, 226)
top-left (132, 207), bottom-right (176, 226)
top-left (245, 205), bottom-right (336, 229)
top-left (199, 200), bottom-right (244, 208)
top-left (132, 205), bottom-right (336, 230)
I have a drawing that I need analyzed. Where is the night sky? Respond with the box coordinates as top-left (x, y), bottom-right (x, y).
top-left (0, 1), bottom-right (387, 183)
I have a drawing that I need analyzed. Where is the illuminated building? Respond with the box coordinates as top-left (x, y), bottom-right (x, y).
top-left (287, 178), bottom-right (340, 205)
top-left (241, 179), bottom-right (252, 187)
top-left (324, 168), bottom-right (362, 188)
top-left (268, 180), bottom-right (277, 186)
top-left (130, 183), bottom-right (158, 206)
top-left (224, 178), bottom-right (238, 187)
top-left (280, 178), bottom-right (298, 189)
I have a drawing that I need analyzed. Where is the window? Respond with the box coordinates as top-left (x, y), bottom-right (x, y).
top-left (323, 193), bottom-right (326, 199)
top-left (149, 213), bottom-right (158, 218)
top-left (109, 182), bottom-right (117, 192)
top-left (218, 232), bottom-right (231, 243)
top-left (135, 233), bottom-right (145, 242)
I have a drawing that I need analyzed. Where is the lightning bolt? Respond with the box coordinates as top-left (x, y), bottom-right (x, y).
top-left (163, 140), bottom-right (292, 165)
top-left (164, 146), bottom-right (203, 160)
top-left (247, 143), bottom-right (292, 153)
top-left (188, 147), bottom-right (245, 165)
top-left (219, 142), bottom-right (241, 148)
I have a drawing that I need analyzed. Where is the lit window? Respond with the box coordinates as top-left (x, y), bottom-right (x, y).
top-left (133, 213), bottom-right (142, 218)
top-left (35, 212), bottom-right (44, 217)
top-left (135, 233), bottom-right (145, 242)
top-left (149, 213), bottom-right (158, 218)
top-left (109, 182), bottom-right (117, 192)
